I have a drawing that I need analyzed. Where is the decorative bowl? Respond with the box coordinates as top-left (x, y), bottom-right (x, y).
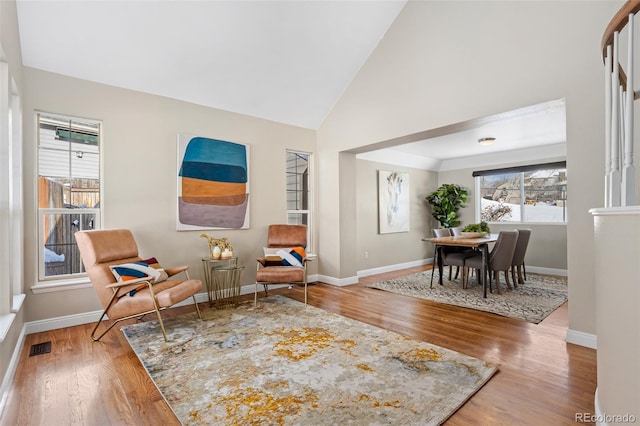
top-left (458, 232), bottom-right (487, 239)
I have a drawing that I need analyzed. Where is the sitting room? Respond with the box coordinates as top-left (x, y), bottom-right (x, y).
top-left (1, 0), bottom-right (638, 424)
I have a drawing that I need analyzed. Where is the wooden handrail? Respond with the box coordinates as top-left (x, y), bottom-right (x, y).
top-left (602, 0), bottom-right (640, 94)
top-left (602, 0), bottom-right (640, 61)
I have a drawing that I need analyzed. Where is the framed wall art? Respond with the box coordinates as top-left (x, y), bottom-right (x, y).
top-left (378, 170), bottom-right (409, 234)
top-left (177, 134), bottom-right (250, 230)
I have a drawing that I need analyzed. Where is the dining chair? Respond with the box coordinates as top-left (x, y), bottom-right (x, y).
top-left (465, 230), bottom-right (518, 294)
top-left (511, 229), bottom-right (531, 286)
top-left (450, 226), bottom-right (464, 236)
top-left (436, 227), bottom-right (477, 285)
top-left (432, 228), bottom-right (460, 281)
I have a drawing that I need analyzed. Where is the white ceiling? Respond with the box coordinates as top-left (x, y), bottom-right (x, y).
top-left (16, 0), bottom-right (407, 130)
top-left (15, 1), bottom-right (566, 167)
top-left (356, 98), bottom-right (567, 171)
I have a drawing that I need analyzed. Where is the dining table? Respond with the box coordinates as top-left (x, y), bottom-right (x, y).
top-left (422, 233), bottom-right (498, 298)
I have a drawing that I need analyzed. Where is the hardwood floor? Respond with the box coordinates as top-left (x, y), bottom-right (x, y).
top-left (1, 265), bottom-right (596, 425)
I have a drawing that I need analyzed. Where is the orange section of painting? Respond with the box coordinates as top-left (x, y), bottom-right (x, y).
top-left (182, 193), bottom-right (247, 206)
top-left (181, 177), bottom-right (246, 197)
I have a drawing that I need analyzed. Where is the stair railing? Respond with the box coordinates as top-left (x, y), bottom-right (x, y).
top-left (602, 0), bottom-right (639, 207)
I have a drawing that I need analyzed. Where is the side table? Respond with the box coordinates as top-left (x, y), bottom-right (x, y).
top-left (201, 257), bottom-right (244, 308)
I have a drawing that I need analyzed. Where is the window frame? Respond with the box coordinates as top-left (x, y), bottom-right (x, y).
top-left (285, 149), bottom-right (314, 253)
top-left (473, 161), bottom-right (567, 225)
top-left (35, 111), bottom-right (103, 284)
top-left (1, 52), bottom-right (26, 339)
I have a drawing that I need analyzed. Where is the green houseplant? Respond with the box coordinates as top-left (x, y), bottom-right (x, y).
top-left (425, 183), bottom-right (469, 228)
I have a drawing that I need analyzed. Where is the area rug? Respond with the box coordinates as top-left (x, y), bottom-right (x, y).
top-left (122, 295), bottom-right (498, 425)
top-left (366, 271), bottom-right (567, 324)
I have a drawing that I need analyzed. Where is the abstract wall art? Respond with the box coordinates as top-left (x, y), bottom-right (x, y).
top-left (378, 170), bottom-right (409, 234)
top-left (177, 134), bottom-right (250, 230)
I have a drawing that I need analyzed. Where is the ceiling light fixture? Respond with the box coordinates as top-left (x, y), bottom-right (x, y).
top-left (478, 137), bottom-right (496, 146)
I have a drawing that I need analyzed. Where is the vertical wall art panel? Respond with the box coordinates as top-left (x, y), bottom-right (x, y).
top-left (378, 170), bottom-right (409, 234)
top-left (177, 134), bottom-right (250, 230)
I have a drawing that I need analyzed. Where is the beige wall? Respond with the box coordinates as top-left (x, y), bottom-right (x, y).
top-left (21, 67), bottom-right (317, 322)
top-left (317, 1), bottom-right (622, 337)
top-left (355, 159), bottom-right (437, 271)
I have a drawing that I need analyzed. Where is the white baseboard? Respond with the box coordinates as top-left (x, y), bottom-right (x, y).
top-left (24, 310), bottom-right (104, 335)
top-left (316, 274), bottom-right (358, 287)
top-left (23, 285), bottom-right (309, 335)
top-left (594, 387), bottom-right (607, 426)
top-left (566, 328), bottom-right (597, 349)
top-left (0, 323), bottom-right (26, 421)
top-left (358, 259), bottom-right (432, 278)
top-left (527, 266), bottom-right (568, 276)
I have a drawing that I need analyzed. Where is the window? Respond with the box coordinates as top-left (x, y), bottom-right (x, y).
top-left (286, 150), bottom-right (313, 251)
top-left (474, 162), bottom-right (567, 223)
top-left (37, 112), bottom-right (102, 281)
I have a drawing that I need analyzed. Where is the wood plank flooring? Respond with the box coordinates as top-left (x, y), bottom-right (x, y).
top-left (0, 265), bottom-right (596, 425)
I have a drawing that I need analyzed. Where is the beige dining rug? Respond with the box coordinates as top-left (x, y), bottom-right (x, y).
top-left (366, 271), bottom-right (567, 324)
top-left (122, 295), bottom-right (497, 425)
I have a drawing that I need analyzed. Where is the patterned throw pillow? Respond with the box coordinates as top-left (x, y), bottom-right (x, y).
top-left (277, 247), bottom-right (306, 267)
top-left (110, 257), bottom-right (168, 284)
top-left (262, 247), bottom-right (306, 267)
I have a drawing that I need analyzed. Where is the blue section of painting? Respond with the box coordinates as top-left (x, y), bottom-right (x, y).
top-left (181, 137), bottom-right (247, 171)
top-left (179, 162), bottom-right (247, 183)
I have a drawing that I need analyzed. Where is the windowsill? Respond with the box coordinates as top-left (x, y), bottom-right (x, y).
top-left (307, 253), bottom-right (317, 261)
top-left (31, 276), bottom-right (92, 294)
top-left (0, 314), bottom-right (16, 343)
top-left (0, 294), bottom-right (26, 343)
top-left (11, 293), bottom-right (25, 313)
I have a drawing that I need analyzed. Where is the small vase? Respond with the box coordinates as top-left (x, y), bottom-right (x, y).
top-left (212, 246), bottom-right (221, 259)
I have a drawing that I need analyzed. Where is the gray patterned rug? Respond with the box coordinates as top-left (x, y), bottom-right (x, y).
top-left (122, 295), bottom-right (497, 425)
top-left (366, 271), bottom-right (567, 324)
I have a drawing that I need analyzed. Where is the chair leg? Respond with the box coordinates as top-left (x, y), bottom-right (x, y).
top-left (193, 295), bottom-right (202, 319)
top-left (90, 309), bottom-right (116, 342)
top-left (254, 282), bottom-right (259, 306)
top-left (522, 263), bottom-right (527, 281)
top-left (448, 266), bottom-right (453, 280)
top-left (518, 264), bottom-right (525, 284)
top-left (494, 271), bottom-right (502, 294)
top-left (504, 270), bottom-right (513, 290)
top-left (455, 266), bottom-right (460, 280)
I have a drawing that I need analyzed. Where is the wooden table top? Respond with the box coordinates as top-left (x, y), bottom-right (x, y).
top-left (422, 233), bottom-right (498, 247)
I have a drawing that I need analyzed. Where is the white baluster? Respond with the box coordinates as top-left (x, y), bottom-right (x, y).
top-left (605, 44), bottom-right (612, 207)
top-left (610, 31), bottom-right (622, 207)
top-left (623, 13), bottom-right (636, 206)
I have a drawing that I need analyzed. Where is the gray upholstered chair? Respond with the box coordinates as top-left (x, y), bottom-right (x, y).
top-left (465, 230), bottom-right (518, 294)
top-left (511, 229), bottom-right (531, 285)
top-left (75, 229), bottom-right (203, 342)
top-left (434, 227), bottom-right (476, 285)
top-left (255, 224), bottom-right (308, 305)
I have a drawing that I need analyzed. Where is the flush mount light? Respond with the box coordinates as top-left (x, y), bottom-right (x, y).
top-left (477, 137), bottom-right (496, 146)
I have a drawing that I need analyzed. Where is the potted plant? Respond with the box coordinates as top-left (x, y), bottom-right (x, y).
top-left (425, 183), bottom-right (469, 228)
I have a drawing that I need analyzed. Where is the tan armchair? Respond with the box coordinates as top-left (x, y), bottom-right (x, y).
top-left (255, 224), bottom-right (308, 305)
top-left (75, 229), bottom-right (202, 342)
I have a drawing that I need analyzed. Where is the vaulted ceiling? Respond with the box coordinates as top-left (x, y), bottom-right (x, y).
top-left (16, 0), bottom-right (407, 130)
top-left (16, 1), bottom-right (565, 167)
